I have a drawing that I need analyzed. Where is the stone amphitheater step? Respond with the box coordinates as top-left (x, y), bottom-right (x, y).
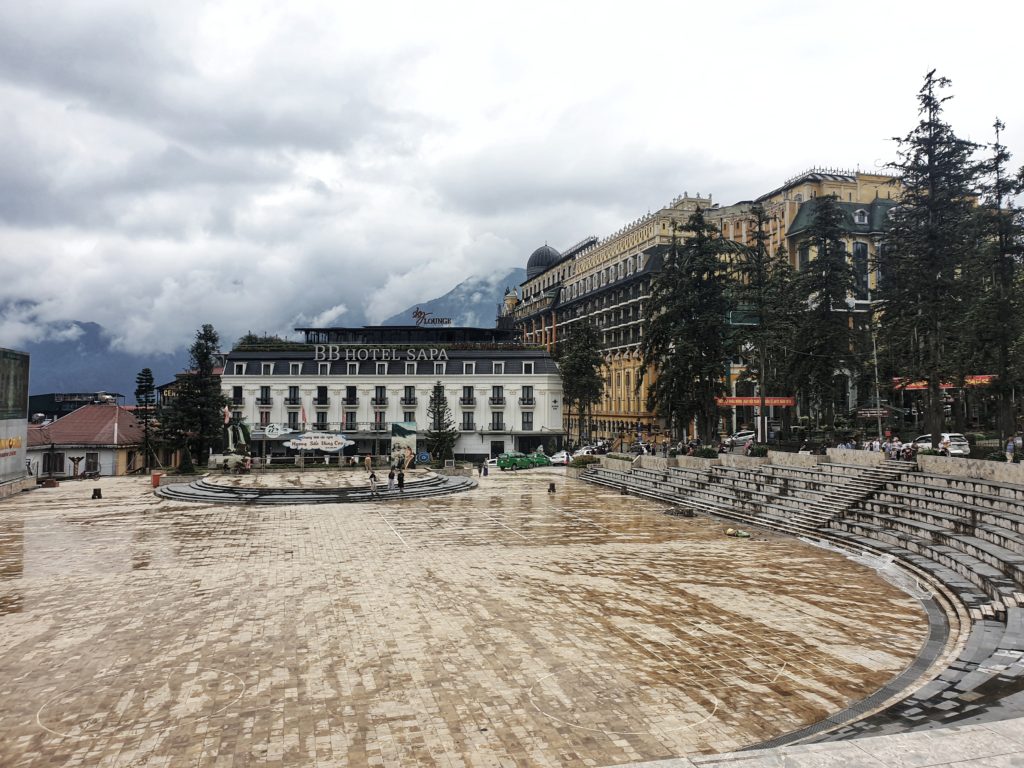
top-left (156, 473), bottom-right (477, 504)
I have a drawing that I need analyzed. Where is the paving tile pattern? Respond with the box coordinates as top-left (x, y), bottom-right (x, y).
top-left (0, 471), bottom-right (927, 767)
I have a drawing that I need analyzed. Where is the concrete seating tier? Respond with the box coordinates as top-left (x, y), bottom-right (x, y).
top-left (156, 473), bottom-right (477, 504)
top-left (584, 455), bottom-right (1024, 738)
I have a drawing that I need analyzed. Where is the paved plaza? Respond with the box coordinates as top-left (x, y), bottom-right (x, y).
top-left (0, 469), bottom-right (929, 767)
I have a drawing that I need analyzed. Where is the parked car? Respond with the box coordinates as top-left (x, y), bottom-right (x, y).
top-left (549, 450), bottom-right (571, 465)
top-left (485, 457), bottom-right (498, 468)
top-left (572, 446), bottom-right (596, 457)
top-left (526, 452), bottom-right (552, 467)
top-left (724, 430), bottom-right (756, 448)
top-left (911, 433), bottom-right (971, 457)
top-left (497, 451), bottom-right (532, 470)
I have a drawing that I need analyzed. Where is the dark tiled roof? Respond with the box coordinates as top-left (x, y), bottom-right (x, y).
top-left (787, 197), bottom-right (897, 238)
top-left (27, 404), bottom-right (146, 448)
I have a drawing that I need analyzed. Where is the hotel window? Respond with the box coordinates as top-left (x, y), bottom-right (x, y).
top-left (344, 385), bottom-right (357, 404)
top-left (347, 362), bottom-right (359, 375)
top-left (464, 362), bottom-right (475, 375)
top-left (854, 209), bottom-right (868, 225)
top-left (232, 386), bottom-right (243, 404)
top-left (434, 362), bottom-right (445, 375)
top-left (316, 385), bottom-right (328, 405)
top-left (521, 412), bottom-right (533, 431)
top-left (493, 362), bottom-right (504, 375)
top-left (491, 413), bottom-right (504, 431)
top-left (85, 452), bottom-right (99, 473)
top-left (315, 411), bottom-right (327, 429)
top-left (373, 412), bottom-right (386, 431)
top-left (287, 385), bottom-right (299, 405)
top-left (523, 362), bottom-right (534, 375)
top-left (233, 363), bottom-right (246, 375)
top-left (521, 385), bottom-right (534, 404)
top-left (405, 362), bottom-right (416, 375)
top-left (259, 385), bottom-right (271, 405)
top-left (261, 362), bottom-right (273, 375)
top-left (290, 362), bottom-right (302, 375)
top-left (461, 385), bottom-right (475, 405)
top-left (260, 410), bottom-right (270, 426)
top-left (374, 385), bottom-right (387, 405)
top-left (376, 362), bottom-right (387, 375)
top-left (287, 411), bottom-right (299, 429)
top-left (491, 385), bottom-right (504, 404)
top-left (461, 412), bottom-right (475, 430)
top-left (344, 412), bottom-right (356, 431)
top-left (318, 362), bottom-right (330, 375)
top-left (404, 411), bottom-right (415, 423)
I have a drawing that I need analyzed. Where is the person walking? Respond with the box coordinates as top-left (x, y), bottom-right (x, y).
top-left (364, 454), bottom-right (372, 473)
top-left (388, 467), bottom-right (396, 491)
top-left (368, 471), bottom-right (378, 496)
top-left (1007, 437), bottom-right (1016, 464)
top-left (397, 469), bottom-right (405, 493)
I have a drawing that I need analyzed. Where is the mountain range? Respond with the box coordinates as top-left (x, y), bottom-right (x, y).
top-left (20, 268), bottom-right (528, 396)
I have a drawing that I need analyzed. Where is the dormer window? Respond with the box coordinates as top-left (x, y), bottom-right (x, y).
top-left (854, 209), bottom-right (868, 225)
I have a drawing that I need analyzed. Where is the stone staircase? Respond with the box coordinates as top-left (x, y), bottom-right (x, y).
top-left (156, 473), bottom-right (477, 505)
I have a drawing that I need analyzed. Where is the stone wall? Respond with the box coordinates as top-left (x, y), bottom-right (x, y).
top-left (718, 454), bottom-right (770, 468)
top-left (0, 476), bottom-right (34, 499)
top-left (637, 456), bottom-right (669, 471)
top-left (826, 448), bottom-right (886, 467)
top-left (600, 457), bottom-right (634, 472)
top-left (917, 455), bottom-right (1024, 484)
top-left (672, 456), bottom-right (720, 470)
top-left (768, 451), bottom-right (822, 468)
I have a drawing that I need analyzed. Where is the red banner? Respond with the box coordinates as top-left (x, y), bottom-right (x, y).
top-left (716, 396), bottom-right (796, 407)
top-left (892, 375), bottom-right (994, 391)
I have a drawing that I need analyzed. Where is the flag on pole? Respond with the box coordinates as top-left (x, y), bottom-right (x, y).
top-left (300, 405), bottom-right (307, 425)
top-left (222, 405), bottom-right (231, 424)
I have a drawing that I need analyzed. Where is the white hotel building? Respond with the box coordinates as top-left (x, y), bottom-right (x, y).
top-left (221, 325), bottom-right (565, 461)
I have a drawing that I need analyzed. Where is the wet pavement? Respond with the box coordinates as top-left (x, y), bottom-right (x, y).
top-left (0, 469), bottom-right (928, 767)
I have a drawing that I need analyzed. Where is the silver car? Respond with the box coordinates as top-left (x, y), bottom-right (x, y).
top-left (912, 433), bottom-right (970, 457)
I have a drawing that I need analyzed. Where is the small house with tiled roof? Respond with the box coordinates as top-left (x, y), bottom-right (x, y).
top-left (26, 404), bottom-right (146, 478)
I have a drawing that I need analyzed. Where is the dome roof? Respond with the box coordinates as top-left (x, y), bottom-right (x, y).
top-left (526, 244), bottom-right (561, 280)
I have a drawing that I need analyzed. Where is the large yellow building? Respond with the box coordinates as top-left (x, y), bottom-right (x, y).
top-left (506, 169), bottom-right (900, 444)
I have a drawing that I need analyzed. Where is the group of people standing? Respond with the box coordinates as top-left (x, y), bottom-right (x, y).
top-left (367, 465), bottom-right (405, 495)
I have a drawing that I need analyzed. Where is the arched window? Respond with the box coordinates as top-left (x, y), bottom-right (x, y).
top-left (854, 209), bottom-right (868, 225)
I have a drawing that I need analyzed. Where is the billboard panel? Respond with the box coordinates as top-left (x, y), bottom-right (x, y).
top-left (0, 349), bottom-right (29, 484)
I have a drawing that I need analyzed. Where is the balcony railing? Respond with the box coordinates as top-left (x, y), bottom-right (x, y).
top-left (285, 397), bottom-right (301, 405)
top-left (488, 422), bottom-right (505, 432)
top-left (459, 397), bottom-right (476, 406)
top-left (342, 397), bottom-right (359, 405)
top-left (232, 397), bottom-right (245, 406)
top-left (460, 422), bottom-right (475, 431)
top-left (518, 397), bottom-right (535, 406)
top-left (314, 397), bottom-right (330, 405)
top-left (400, 396), bottom-right (417, 405)
top-left (489, 396), bottom-right (506, 405)
top-left (372, 397), bottom-right (388, 406)
top-left (256, 397), bottom-right (272, 405)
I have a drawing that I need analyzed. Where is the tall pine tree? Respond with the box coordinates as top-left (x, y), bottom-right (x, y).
top-left (878, 70), bottom-right (981, 448)
top-left (134, 367), bottom-right (156, 471)
top-left (159, 324), bottom-right (228, 470)
top-left (640, 209), bottom-right (735, 443)
top-left (557, 323), bottom-right (604, 445)
top-left (424, 382), bottom-right (458, 461)
top-left (789, 194), bottom-right (859, 435)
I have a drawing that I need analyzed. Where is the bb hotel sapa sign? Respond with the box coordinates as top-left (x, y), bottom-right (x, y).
top-left (314, 346), bottom-right (449, 361)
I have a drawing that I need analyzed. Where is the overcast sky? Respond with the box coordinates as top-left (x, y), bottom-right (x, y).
top-left (1, 0), bottom-right (1022, 355)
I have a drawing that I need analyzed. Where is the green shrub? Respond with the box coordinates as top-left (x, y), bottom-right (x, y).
top-left (985, 451), bottom-right (1009, 462)
top-left (694, 447), bottom-right (719, 459)
top-left (606, 452), bottom-right (633, 461)
top-left (917, 448), bottom-right (941, 456)
top-left (570, 455), bottom-right (601, 468)
top-left (747, 445), bottom-right (769, 457)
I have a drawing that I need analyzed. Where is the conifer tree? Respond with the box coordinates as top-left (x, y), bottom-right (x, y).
top-left (158, 324), bottom-right (229, 470)
top-left (967, 119), bottom-right (1024, 440)
top-left (424, 381), bottom-right (458, 461)
top-left (789, 194), bottom-right (859, 435)
top-left (878, 70), bottom-right (981, 448)
top-left (557, 323), bottom-right (604, 445)
top-left (134, 367), bottom-right (156, 471)
top-left (640, 208), bottom-right (735, 443)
